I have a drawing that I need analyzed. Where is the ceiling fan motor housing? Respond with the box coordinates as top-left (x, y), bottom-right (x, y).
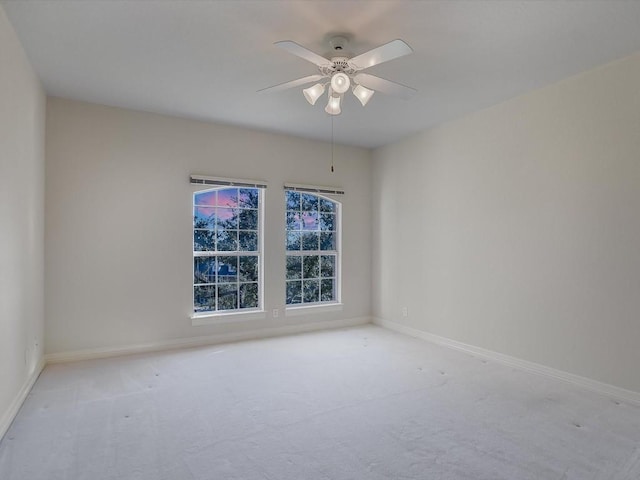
top-left (320, 57), bottom-right (357, 76)
top-left (326, 36), bottom-right (357, 75)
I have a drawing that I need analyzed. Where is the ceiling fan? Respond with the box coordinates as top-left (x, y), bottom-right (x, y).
top-left (258, 36), bottom-right (416, 115)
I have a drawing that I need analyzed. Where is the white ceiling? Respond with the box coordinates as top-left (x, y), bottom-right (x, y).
top-left (4, 0), bottom-right (640, 149)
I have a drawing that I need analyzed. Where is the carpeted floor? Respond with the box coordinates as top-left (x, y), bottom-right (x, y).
top-left (1, 325), bottom-right (639, 479)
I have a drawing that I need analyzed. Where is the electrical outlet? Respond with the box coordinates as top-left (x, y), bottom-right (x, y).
top-left (272, 309), bottom-right (279, 318)
top-left (402, 306), bottom-right (408, 317)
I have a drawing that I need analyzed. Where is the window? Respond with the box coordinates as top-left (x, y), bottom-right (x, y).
top-left (285, 190), bottom-right (340, 306)
top-left (193, 187), bottom-right (262, 314)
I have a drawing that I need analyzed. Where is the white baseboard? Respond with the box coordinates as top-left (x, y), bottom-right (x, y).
top-left (373, 317), bottom-right (640, 406)
top-left (0, 357), bottom-right (46, 442)
top-left (45, 316), bottom-right (372, 364)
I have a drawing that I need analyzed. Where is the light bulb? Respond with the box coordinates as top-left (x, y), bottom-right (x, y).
top-left (353, 84), bottom-right (374, 106)
top-left (330, 72), bottom-right (350, 94)
top-left (303, 83), bottom-right (325, 105)
top-left (325, 93), bottom-right (342, 115)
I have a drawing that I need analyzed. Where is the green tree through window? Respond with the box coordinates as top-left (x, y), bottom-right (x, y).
top-left (285, 191), bottom-right (339, 305)
top-left (194, 187), bottom-right (261, 313)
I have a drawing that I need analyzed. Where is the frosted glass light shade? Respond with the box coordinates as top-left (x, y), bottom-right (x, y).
top-left (325, 93), bottom-right (341, 115)
top-left (353, 84), bottom-right (374, 106)
top-left (330, 72), bottom-right (350, 94)
top-left (303, 83), bottom-right (325, 105)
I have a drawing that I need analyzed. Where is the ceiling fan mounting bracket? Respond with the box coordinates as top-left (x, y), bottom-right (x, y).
top-left (328, 35), bottom-right (349, 53)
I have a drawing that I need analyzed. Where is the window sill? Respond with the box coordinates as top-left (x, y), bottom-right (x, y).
top-left (285, 303), bottom-right (343, 317)
top-left (191, 309), bottom-right (266, 326)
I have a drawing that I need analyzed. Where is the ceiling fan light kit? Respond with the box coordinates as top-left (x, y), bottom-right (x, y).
top-left (303, 83), bottom-right (325, 105)
top-left (353, 84), bottom-right (374, 106)
top-left (259, 36), bottom-right (417, 115)
top-left (325, 88), bottom-right (342, 115)
top-left (330, 72), bottom-right (351, 94)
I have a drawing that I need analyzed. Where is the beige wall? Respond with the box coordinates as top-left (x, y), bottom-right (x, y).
top-left (0, 6), bottom-right (46, 436)
top-left (45, 98), bottom-right (372, 355)
top-left (372, 51), bottom-right (640, 393)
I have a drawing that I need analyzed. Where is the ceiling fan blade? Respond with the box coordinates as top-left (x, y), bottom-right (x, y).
top-left (274, 41), bottom-right (332, 67)
top-left (348, 39), bottom-right (413, 70)
top-left (257, 74), bottom-right (326, 94)
top-left (354, 73), bottom-right (417, 100)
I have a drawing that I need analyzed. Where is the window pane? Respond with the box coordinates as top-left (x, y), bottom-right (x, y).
top-left (194, 285), bottom-right (216, 312)
top-left (320, 255), bottom-right (335, 278)
top-left (194, 230), bottom-right (216, 251)
top-left (239, 209), bottom-right (258, 230)
top-left (239, 189), bottom-right (259, 209)
top-left (194, 187), bottom-right (261, 314)
top-left (194, 190), bottom-right (216, 207)
top-left (303, 255), bottom-right (319, 279)
top-left (320, 232), bottom-right (335, 251)
top-left (286, 191), bottom-right (300, 211)
top-left (286, 255), bottom-right (302, 279)
top-left (284, 192), bottom-right (338, 308)
top-left (302, 232), bottom-right (319, 251)
top-left (239, 283), bottom-right (259, 309)
top-left (286, 231), bottom-right (301, 251)
top-left (303, 279), bottom-right (320, 303)
top-left (319, 198), bottom-right (336, 213)
top-left (301, 211), bottom-right (319, 230)
top-left (217, 284), bottom-right (238, 310)
top-left (217, 230), bottom-right (238, 251)
top-left (218, 256), bottom-right (237, 282)
top-left (194, 206), bottom-right (216, 229)
top-left (239, 231), bottom-right (257, 251)
top-left (217, 208), bottom-right (238, 229)
top-left (301, 193), bottom-right (318, 212)
top-left (320, 213), bottom-right (335, 231)
top-left (217, 188), bottom-right (238, 208)
top-left (286, 280), bottom-right (302, 304)
top-left (321, 279), bottom-right (335, 302)
top-left (239, 256), bottom-right (258, 282)
top-left (194, 256), bottom-right (216, 284)
top-left (286, 211), bottom-right (302, 231)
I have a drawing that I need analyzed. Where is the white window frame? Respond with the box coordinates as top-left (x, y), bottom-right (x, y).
top-left (284, 187), bottom-right (342, 310)
top-left (191, 179), bottom-right (265, 323)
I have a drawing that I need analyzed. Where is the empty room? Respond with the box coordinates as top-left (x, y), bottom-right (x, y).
top-left (2, 1), bottom-right (640, 479)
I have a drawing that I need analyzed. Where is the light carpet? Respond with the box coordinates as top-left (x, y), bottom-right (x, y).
top-left (1, 325), bottom-right (639, 479)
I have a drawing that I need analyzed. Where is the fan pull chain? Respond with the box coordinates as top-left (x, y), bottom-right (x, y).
top-left (331, 115), bottom-right (335, 173)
